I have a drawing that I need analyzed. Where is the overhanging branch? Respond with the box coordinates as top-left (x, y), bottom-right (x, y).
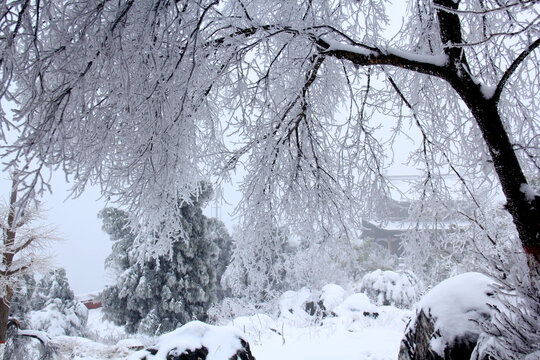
top-left (316, 37), bottom-right (448, 80)
top-left (493, 38), bottom-right (540, 103)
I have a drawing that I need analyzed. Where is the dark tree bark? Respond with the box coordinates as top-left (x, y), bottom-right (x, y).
top-left (434, 0), bottom-right (540, 267)
top-left (318, 0), bottom-right (540, 268)
top-left (0, 179), bottom-right (19, 355)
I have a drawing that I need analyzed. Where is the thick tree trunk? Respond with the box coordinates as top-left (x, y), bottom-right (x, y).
top-left (467, 96), bottom-right (540, 261)
top-left (443, 71), bottom-right (540, 266)
top-left (0, 288), bottom-right (13, 349)
top-left (434, 0), bottom-right (540, 266)
top-left (0, 180), bottom-right (19, 351)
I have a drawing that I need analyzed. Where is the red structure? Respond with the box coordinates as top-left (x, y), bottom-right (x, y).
top-left (76, 292), bottom-right (102, 310)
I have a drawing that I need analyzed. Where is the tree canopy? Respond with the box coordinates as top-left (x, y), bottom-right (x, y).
top-left (0, 1), bottom-right (538, 261)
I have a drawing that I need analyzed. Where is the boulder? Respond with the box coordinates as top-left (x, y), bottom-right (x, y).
top-left (129, 321), bottom-right (256, 360)
top-left (398, 272), bottom-right (495, 360)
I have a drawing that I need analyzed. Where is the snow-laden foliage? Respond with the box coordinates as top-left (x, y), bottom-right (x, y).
top-left (28, 268), bottom-right (88, 337)
top-left (100, 190), bottom-right (230, 335)
top-left (1, 1), bottom-right (539, 355)
top-left (360, 269), bottom-right (420, 309)
top-left (32, 268), bottom-right (74, 311)
top-left (9, 274), bottom-right (36, 326)
top-left (285, 235), bottom-right (360, 290)
top-left (1, 0), bottom-right (537, 265)
top-left (0, 174), bottom-right (56, 344)
top-left (29, 298), bottom-right (88, 337)
top-left (222, 224), bottom-right (293, 302)
top-left (206, 218), bottom-right (234, 300)
top-left (465, 210), bottom-right (540, 359)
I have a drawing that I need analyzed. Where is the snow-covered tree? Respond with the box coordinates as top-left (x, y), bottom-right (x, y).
top-left (206, 218), bottom-right (233, 300)
top-left (98, 207), bottom-right (136, 276)
top-left (100, 191), bottom-right (221, 334)
top-left (8, 274), bottom-right (35, 326)
top-left (29, 267), bottom-right (88, 337)
top-left (1, 0), bottom-right (539, 355)
top-left (223, 224), bottom-right (293, 302)
top-left (0, 0), bottom-right (536, 264)
top-left (0, 173), bottom-right (55, 353)
top-left (31, 268), bottom-right (74, 311)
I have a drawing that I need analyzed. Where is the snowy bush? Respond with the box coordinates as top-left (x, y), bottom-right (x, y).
top-left (319, 284), bottom-right (346, 313)
top-left (26, 267), bottom-right (88, 337)
top-left (32, 268), bottom-right (75, 310)
top-left (278, 288), bottom-right (313, 318)
top-left (360, 269), bottom-right (420, 309)
top-left (29, 298), bottom-right (88, 337)
top-left (333, 293), bottom-right (379, 318)
top-left (9, 274), bottom-right (36, 327)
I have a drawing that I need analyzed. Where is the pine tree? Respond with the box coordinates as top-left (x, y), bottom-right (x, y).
top-left (28, 268), bottom-right (87, 337)
top-left (206, 218), bottom-right (233, 300)
top-left (31, 268), bottom-right (74, 311)
top-left (9, 274), bottom-right (36, 326)
top-left (100, 188), bottom-right (225, 334)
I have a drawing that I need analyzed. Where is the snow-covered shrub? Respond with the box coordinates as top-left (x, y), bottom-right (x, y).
top-left (318, 284), bottom-right (346, 314)
top-left (353, 238), bottom-right (399, 274)
top-left (222, 224), bottom-right (292, 302)
top-left (9, 274), bottom-right (36, 327)
top-left (360, 269), bottom-right (420, 308)
top-left (285, 238), bottom-right (358, 290)
top-left (32, 268), bottom-right (74, 310)
top-left (208, 297), bottom-right (278, 324)
top-left (29, 298), bottom-right (89, 336)
top-left (4, 332), bottom-right (51, 360)
top-left (27, 267), bottom-right (88, 336)
top-left (278, 288), bottom-right (313, 318)
top-left (128, 321), bottom-right (255, 360)
top-left (472, 238), bottom-right (540, 359)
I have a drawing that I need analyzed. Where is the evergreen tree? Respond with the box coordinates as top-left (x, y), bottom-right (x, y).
top-left (31, 268), bottom-right (74, 311)
top-left (101, 188), bottom-right (226, 334)
top-left (28, 268), bottom-right (87, 337)
top-left (206, 218), bottom-right (233, 300)
top-left (98, 207), bottom-right (136, 275)
top-left (9, 274), bottom-right (36, 326)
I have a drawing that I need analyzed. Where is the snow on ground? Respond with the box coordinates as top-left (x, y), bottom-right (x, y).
top-left (49, 290), bottom-right (411, 359)
top-left (85, 308), bottom-right (129, 343)
top-left (251, 325), bottom-right (404, 360)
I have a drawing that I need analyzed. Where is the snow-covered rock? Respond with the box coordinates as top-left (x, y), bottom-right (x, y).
top-left (398, 272), bottom-right (496, 360)
top-left (361, 269), bottom-right (420, 308)
top-left (128, 321), bottom-right (255, 360)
